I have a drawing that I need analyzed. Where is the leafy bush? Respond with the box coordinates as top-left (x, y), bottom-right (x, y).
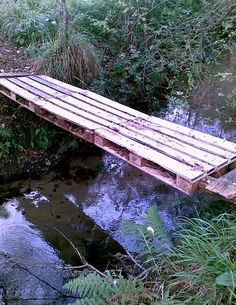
top-left (1, 0), bottom-right (236, 108)
top-left (69, 0), bottom-right (236, 107)
top-left (0, 124), bottom-right (18, 161)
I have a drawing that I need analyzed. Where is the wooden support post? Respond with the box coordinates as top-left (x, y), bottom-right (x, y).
top-left (211, 165), bottom-right (228, 178)
top-left (29, 101), bottom-right (35, 111)
top-left (34, 105), bottom-right (46, 116)
top-left (56, 117), bottom-right (67, 129)
top-left (129, 153), bottom-right (144, 167)
top-left (81, 130), bottom-right (94, 143)
top-left (10, 91), bottom-right (16, 100)
top-left (176, 176), bottom-right (199, 195)
top-left (94, 134), bottom-right (108, 147)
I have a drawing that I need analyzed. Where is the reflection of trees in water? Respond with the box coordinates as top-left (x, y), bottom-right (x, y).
top-left (163, 53), bottom-right (236, 139)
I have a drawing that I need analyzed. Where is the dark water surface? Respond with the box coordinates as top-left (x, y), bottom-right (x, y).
top-left (1, 53), bottom-right (236, 304)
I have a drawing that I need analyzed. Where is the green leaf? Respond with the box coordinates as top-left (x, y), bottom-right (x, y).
top-left (215, 271), bottom-right (236, 287)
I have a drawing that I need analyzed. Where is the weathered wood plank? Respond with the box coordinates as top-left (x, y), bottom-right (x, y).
top-left (32, 75), bottom-right (135, 122)
top-left (0, 72), bottom-right (33, 78)
top-left (146, 116), bottom-right (236, 154)
top-left (206, 169), bottom-right (236, 202)
top-left (9, 78), bottom-right (118, 128)
top-left (96, 127), bottom-right (206, 181)
top-left (0, 78), bottom-right (101, 130)
top-left (38, 75), bottom-right (150, 119)
top-left (13, 77), bottom-right (130, 126)
top-left (116, 122), bottom-right (227, 168)
top-left (1, 73), bottom-right (236, 196)
top-left (109, 124), bottom-right (214, 172)
top-left (131, 118), bottom-right (236, 160)
top-left (27, 76), bottom-right (232, 169)
top-left (38, 75), bottom-right (236, 155)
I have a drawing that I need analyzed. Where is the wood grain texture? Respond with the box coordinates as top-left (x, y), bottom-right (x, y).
top-left (206, 169), bottom-right (236, 202)
top-left (0, 72), bottom-right (236, 195)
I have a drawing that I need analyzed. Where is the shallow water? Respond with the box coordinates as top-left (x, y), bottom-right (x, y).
top-left (161, 53), bottom-right (236, 141)
top-left (1, 53), bottom-right (236, 304)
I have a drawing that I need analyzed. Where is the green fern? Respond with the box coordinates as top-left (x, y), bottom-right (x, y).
top-left (0, 126), bottom-right (14, 140)
top-left (64, 271), bottom-right (163, 305)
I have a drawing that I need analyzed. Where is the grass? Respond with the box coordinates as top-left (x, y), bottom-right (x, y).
top-left (63, 206), bottom-right (236, 305)
top-left (0, 0), bottom-right (57, 45)
top-left (168, 213), bottom-right (236, 304)
top-left (35, 32), bottom-right (100, 85)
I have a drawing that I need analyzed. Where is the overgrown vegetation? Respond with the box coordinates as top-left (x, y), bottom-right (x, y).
top-left (65, 207), bottom-right (236, 305)
top-left (0, 0), bottom-right (235, 106)
top-left (0, 99), bottom-right (82, 168)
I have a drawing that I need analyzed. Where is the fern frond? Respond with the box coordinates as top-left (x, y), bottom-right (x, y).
top-left (146, 207), bottom-right (169, 242)
top-left (64, 271), bottom-right (160, 305)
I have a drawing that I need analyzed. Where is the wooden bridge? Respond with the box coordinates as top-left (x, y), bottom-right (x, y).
top-left (0, 72), bottom-right (236, 201)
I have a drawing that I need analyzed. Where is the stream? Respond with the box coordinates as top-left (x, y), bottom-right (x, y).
top-left (0, 53), bottom-right (236, 304)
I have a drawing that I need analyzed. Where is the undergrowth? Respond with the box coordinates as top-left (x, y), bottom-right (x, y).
top-left (0, 0), bottom-right (235, 107)
top-left (64, 207), bottom-right (236, 305)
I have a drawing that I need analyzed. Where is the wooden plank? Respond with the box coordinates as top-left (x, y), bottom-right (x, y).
top-left (96, 127), bottom-right (206, 181)
top-left (0, 72), bottom-right (34, 78)
top-left (38, 75), bottom-right (236, 155)
top-left (146, 116), bottom-right (236, 154)
top-left (115, 122), bottom-right (227, 168)
top-left (0, 78), bottom-right (45, 104)
top-left (206, 169), bottom-right (236, 202)
top-left (38, 75), bottom-right (150, 119)
top-left (32, 75), bottom-right (135, 122)
top-left (131, 118), bottom-right (236, 161)
top-left (109, 124), bottom-right (214, 172)
top-left (0, 78), bottom-right (101, 130)
top-left (14, 77), bottom-right (130, 126)
top-left (9, 77), bottom-right (121, 128)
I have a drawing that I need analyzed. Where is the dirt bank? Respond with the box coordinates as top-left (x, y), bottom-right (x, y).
top-left (0, 35), bottom-right (32, 73)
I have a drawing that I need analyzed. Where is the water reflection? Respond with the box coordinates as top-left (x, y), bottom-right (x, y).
top-left (160, 53), bottom-right (236, 141)
top-left (0, 199), bottom-right (72, 305)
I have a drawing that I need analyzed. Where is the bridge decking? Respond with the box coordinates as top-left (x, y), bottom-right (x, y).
top-left (0, 73), bottom-right (236, 195)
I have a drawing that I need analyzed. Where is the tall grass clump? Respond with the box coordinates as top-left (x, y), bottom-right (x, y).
top-left (35, 0), bottom-right (100, 86)
top-left (35, 32), bottom-right (100, 85)
top-left (169, 213), bottom-right (236, 304)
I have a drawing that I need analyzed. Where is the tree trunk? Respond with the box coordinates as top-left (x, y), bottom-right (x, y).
top-left (58, 0), bottom-right (68, 43)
